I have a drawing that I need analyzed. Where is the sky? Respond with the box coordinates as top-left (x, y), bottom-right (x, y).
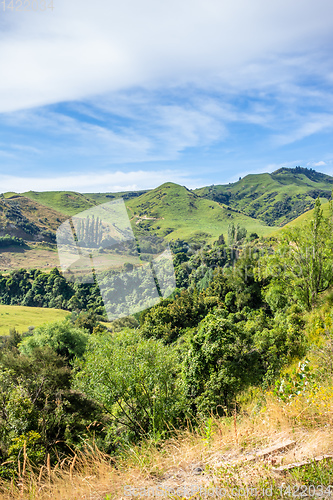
top-left (0, 0), bottom-right (333, 193)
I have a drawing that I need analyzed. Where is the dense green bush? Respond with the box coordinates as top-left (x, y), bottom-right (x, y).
top-left (0, 345), bottom-right (103, 476)
top-left (0, 267), bottom-right (105, 315)
top-left (74, 329), bottom-right (186, 442)
top-left (19, 320), bottom-right (89, 361)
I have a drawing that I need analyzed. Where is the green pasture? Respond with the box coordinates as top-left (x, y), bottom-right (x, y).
top-left (0, 305), bottom-right (69, 336)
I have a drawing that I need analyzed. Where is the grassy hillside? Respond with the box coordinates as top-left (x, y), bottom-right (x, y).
top-left (22, 191), bottom-right (96, 216)
top-left (126, 182), bottom-right (277, 243)
top-left (194, 167), bottom-right (333, 226)
top-left (0, 304), bottom-right (69, 335)
top-left (0, 167), bottom-right (331, 259)
top-left (23, 189), bottom-right (149, 215)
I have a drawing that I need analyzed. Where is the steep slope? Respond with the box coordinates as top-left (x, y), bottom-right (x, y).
top-left (194, 167), bottom-right (333, 226)
top-left (272, 200), bottom-right (331, 234)
top-left (126, 182), bottom-right (277, 243)
top-left (0, 193), bottom-right (67, 242)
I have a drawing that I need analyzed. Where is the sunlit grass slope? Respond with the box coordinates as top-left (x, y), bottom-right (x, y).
top-left (0, 194), bottom-right (67, 240)
top-left (22, 191), bottom-right (96, 216)
top-left (0, 305), bottom-right (69, 336)
top-left (127, 182), bottom-right (277, 243)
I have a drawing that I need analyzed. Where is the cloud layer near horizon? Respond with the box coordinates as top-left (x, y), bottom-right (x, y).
top-left (0, 169), bottom-right (195, 193)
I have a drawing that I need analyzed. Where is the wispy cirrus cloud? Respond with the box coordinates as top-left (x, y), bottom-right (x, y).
top-left (273, 114), bottom-right (333, 146)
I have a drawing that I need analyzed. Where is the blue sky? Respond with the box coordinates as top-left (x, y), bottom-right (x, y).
top-left (0, 0), bottom-right (333, 192)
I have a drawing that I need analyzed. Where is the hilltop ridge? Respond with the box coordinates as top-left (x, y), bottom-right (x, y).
top-left (193, 166), bottom-right (333, 226)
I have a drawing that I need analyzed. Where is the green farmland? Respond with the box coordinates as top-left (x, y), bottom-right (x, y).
top-left (0, 305), bottom-right (69, 336)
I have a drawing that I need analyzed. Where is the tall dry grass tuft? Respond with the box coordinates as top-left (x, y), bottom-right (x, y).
top-left (0, 382), bottom-right (332, 499)
top-left (0, 442), bottom-right (122, 500)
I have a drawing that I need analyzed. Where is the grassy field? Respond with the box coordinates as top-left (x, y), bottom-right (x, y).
top-left (0, 304), bottom-right (69, 336)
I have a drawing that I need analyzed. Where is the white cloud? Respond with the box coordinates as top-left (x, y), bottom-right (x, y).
top-left (0, 0), bottom-right (333, 113)
top-left (313, 161), bottom-right (327, 167)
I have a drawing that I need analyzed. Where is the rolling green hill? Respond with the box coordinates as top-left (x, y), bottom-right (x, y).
top-left (0, 167), bottom-right (332, 259)
top-left (23, 189), bottom-right (149, 216)
top-left (23, 191), bottom-right (97, 216)
top-left (126, 182), bottom-right (276, 243)
top-left (194, 167), bottom-right (333, 226)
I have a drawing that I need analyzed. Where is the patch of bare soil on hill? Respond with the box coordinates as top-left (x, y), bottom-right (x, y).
top-left (0, 244), bottom-right (59, 272)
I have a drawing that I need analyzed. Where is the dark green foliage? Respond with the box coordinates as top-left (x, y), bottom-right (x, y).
top-left (140, 290), bottom-right (214, 343)
top-left (253, 305), bottom-right (307, 385)
top-left (248, 232), bottom-right (259, 241)
top-left (183, 312), bottom-right (261, 415)
top-left (183, 304), bottom-right (306, 416)
top-left (0, 346), bottom-right (104, 475)
top-left (18, 320), bottom-right (89, 361)
top-left (172, 239), bottom-right (231, 290)
top-left (0, 235), bottom-right (25, 248)
top-left (74, 310), bottom-right (103, 334)
top-left (0, 267), bottom-right (105, 314)
top-left (107, 315), bottom-right (139, 332)
top-left (74, 329), bottom-right (185, 442)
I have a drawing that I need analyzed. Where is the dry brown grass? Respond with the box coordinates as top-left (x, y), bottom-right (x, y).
top-left (0, 386), bottom-right (332, 500)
